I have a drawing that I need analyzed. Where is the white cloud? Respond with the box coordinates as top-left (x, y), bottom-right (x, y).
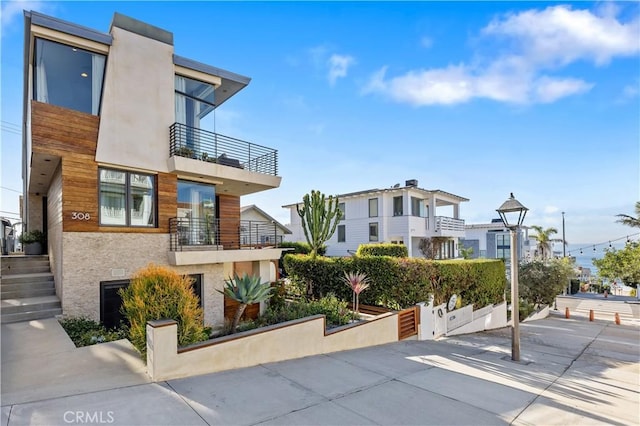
top-left (327, 54), bottom-right (355, 86)
top-left (533, 76), bottom-right (594, 103)
top-left (544, 206), bottom-right (560, 214)
top-left (1, 1), bottom-right (51, 29)
top-left (364, 5), bottom-right (638, 106)
top-left (482, 5), bottom-right (640, 67)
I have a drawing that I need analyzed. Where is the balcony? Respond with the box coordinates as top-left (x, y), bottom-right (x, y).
top-left (168, 123), bottom-right (281, 196)
top-left (168, 217), bottom-right (285, 265)
top-left (432, 216), bottom-right (465, 238)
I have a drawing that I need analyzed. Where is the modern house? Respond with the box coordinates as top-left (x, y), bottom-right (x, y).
top-left (283, 179), bottom-right (468, 258)
top-left (17, 11), bottom-right (284, 327)
top-left (240, 205), bottom-right (291, 247)
top-left (462, 220), bottom-right (533, 261)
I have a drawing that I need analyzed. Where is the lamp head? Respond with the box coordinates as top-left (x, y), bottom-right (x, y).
top-left (496, 193), bottom-right (528, 229)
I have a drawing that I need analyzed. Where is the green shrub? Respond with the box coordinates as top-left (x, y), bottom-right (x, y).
top-left (356, 243), bottom-right (408, 257)
top-left (120, 264), bottom-right (210, 359)
top-left (259, 294), bottom-right (354, 328)
top-left (519, 259), bottom-right (573, 306)
top-left (59, 317), bottom-right (126, 347)
top-left (284, 254), bottom-right (505, 310)
top-left (19, 229), bottom-right (46, 244)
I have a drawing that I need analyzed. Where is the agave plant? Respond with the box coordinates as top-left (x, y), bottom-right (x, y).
top-left (218, 273), bottom-right (273, 333)
top-left (343, 271), bottom-right (370, 315)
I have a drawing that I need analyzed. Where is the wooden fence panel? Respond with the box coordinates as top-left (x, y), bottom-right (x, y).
top-left (398, 306), bottom-right (419, 340)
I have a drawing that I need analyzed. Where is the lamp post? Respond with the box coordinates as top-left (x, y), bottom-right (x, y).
top-left (497, 193), bottom-right (528, 362)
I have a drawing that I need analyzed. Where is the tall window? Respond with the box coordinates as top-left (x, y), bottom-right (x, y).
top-left (338, 202), bottom-right (346, 221)
top-left (337, 225), bottom-right (346, 242)
top-left (411, 197), bottom-right (424, 217)
top-left (177, 180), bottom-right (216, 245)
top-left (99, 169), bottom-right (156, 227)
top-left (369, 222), bottom-right (379, 242)
top-left (369, 198), bottom-right (378, 217)
top-left (496, 234), bottom-right (510, 259)
top-left (175, 75), bottom-right (216, 154)
top-left (33, 38), bottom-right (106, 115)
top-left (393, 196), bottom-right (403, 216)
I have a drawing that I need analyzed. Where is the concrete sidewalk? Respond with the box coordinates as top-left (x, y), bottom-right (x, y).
top-left (2, 316), bottom-right (639, 425)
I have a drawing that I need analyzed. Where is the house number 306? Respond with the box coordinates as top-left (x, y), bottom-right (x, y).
top-left (71, 212), bottom-right (91, 220)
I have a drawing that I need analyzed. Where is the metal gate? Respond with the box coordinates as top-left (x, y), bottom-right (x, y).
top-left (398, 306), bottom-right (419, 340)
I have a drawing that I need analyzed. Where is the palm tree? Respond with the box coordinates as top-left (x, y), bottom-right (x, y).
top-left (616, 202), bottom-right (640, 228)
top-left (530, 226), bottom-right (564, 259)
top-left (218, 273), bottom-right (273, 333)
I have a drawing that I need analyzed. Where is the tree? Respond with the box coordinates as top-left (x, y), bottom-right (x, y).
top-left (518, 258), bottom-right (574, 306)
top-left (296, 190), bottom-right (342, 259)
top-left (616, 201), bottom-right (640, 228)
top-left (419, 237), bottom-right (449, 259)
top-left (530, 226), bottom-right (564, 259)
top-left (459, 246), bottom-right (474, 259)
top-left (593, 242), bottom-right (640, 289)
top-left (218, 274), bottom-right (273, 333)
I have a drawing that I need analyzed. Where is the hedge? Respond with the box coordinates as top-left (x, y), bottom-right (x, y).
top-left (283, 254), bottom-right (506, 310)
top-left (356, 243), bottom-right (408, 258)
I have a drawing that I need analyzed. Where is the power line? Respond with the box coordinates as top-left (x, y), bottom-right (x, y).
top-left (566, 232), bottom-right (640, 256)
top-left (1, 186), bottom-right (22, 193)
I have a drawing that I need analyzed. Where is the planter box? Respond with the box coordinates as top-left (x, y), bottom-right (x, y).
top-left (24, 242), bottom-right (42, 255)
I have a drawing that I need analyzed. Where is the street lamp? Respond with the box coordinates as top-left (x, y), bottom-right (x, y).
top-left (562, 212), bottom-right (566, 258)
top-left (497, 193), bottom-right (528, 362)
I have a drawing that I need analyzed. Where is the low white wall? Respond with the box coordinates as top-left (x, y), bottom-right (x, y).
top-left (147, 313), bottom-right (398, 381)
top-left (522, 305), bottom-right (550, 322)
top-left (446, 302), bottom-right (507, 336)
top-left (418, 301), bottom-right (507, 339)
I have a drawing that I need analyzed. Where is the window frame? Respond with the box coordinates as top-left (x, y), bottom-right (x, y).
top-left (98, 168), bottom-right (157, 228)
top-left (393, 196), bottom-right (403, 216)
top-left (338, 202), bottom-right (346, 221)
top-left (337, 224), bottom-right (346, 243)
top-left (369, 222), bottom-right (379, 242)
top-left (368, 198), bottom-right (378, 218)
top-left (411, 197), bottom-right (423, 217)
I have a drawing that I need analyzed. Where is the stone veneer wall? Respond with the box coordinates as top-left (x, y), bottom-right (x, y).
top-left (61, 232), bottom-right (225, 327)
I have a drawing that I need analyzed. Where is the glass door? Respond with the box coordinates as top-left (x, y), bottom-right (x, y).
top-left (177, 180), bottom-right (216, 245)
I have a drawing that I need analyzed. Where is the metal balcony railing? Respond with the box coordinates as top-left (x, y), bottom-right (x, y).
top-left (169, 123), bottom-right (278, 176)
top-left (434, 216), bottom-right (465, 233)
top-left (169, 217), bottom-right (281, 252)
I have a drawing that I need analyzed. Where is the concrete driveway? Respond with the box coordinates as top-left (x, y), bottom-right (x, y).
top-left (2, 314), bottom-right (639, 425)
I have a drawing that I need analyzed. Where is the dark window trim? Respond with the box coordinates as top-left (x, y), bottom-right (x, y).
top-left (369, 222), bottom-right (379, 242)
top-left (98, 167), bottom-right (157, 228)
top-left (100, 279), bottom-right (130, 329)
top-left (337, 224), bottom-right (346, 243)
top-left (393, 196), bottom-right (403, 216)
top-left (368, 198), bottom-right (378, 218)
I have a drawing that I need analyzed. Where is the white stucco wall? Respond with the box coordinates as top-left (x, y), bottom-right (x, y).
top-left (95, 26), bottom-right (174, 172)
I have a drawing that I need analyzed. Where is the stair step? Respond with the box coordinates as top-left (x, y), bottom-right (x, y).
top-left (1, 307), bottom-right (62, 324)
top-left (1, 287), bottom-right (56, 300)
top-left (0, 296), bottom-right (61, 315)
top-left (1, 272), bottom-right (54, 283)
top-left (1, 265), bottom-right (51, 275)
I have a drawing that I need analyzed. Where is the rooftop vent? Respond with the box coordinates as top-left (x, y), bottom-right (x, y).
top-left (405, 179), bottom-right (418, 187)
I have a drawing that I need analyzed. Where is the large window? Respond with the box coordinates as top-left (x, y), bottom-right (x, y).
top-left (369, 222), bottom-right (379, 242)
top-left (369, 198), bottom-right (378, 217)
top-left (177, 180), bottom-right (216, 245)
top-left (33, 38), bottom-right (106, 115)
top-left (496, 234), bottom-right (510, 259)
top-left (393, 196), bottom-right (403, 216)
top-left (337, 225), bottom-right (346, 242)
top-left (338, 202), bottom-right (346, 221)
top-left (411, 197), bottom-right (424, 217)
top-left (99, 169), bottom-right (156, 227)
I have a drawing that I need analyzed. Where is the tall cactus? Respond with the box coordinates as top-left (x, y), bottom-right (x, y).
top-left (297, 190), bottom-right (343, 259)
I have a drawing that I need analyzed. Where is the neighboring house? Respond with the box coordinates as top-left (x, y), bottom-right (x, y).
top-left (21, 11), bottom-right (284, 328)
top-left (240, 205), bottom-right (291, 246)
top-left (462, 219), bottom-right (532, 261)
top-left (283, 179), bottom-right (468, 258)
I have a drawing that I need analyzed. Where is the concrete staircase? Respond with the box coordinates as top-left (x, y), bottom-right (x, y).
top-left (1, 255), bottom-right (62, 324)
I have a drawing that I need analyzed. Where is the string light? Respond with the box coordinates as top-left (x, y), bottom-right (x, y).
top-left (565, 232), bottom-right (640, 257)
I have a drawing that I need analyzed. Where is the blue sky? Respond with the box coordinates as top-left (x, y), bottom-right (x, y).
top-left (1, 1), bottom-right (639, 250)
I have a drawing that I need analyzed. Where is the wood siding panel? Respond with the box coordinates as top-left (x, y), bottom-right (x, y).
top-left (32, 101), bottom-right (99, 157)
top-left (32, 101), bottom-right (177, 233)
top-left (218, 194), bottom-right (240, 249)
